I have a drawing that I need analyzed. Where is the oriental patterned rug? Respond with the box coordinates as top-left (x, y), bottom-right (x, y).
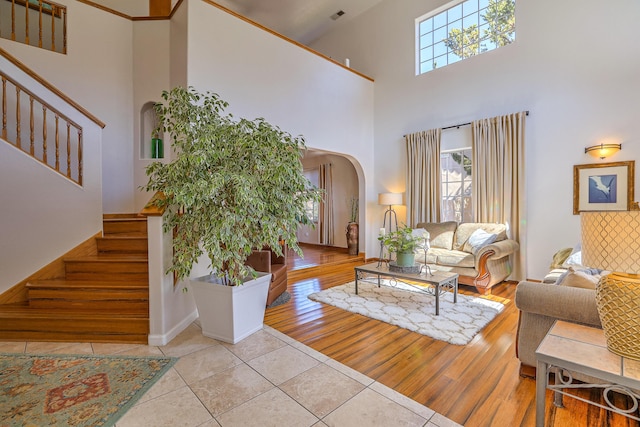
top-left (0, 353), bottom-right (176, 426)
top-left (308, 280), bottom-right (506, 345)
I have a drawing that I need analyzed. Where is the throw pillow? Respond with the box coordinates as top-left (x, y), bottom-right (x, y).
top-left (561, 244), bottom-right (584, 269)
top-left (463, 228), bottom-right (498, 253)
top-left (554, 266), bottom-right (605, 290)
top-left (549, 247), bottom-right (573, 270)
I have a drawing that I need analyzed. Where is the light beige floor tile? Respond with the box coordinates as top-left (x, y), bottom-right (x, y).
top-left (191, 363), bottom-right (274, 416)
top-left (0, 342), bottom-right (26, 353)
top-left (290, 340), bottom-right (330, 363)
top-left (25, 341), bottom-right (88, 353)
top-left (92, 342), bottom-right (162, 356)
top-left (159, 323), bottom-right (218, 357)
top-left (26, 342), bottom-right (93, 354)
top-left (216, 387), bottom-right (318, 427)
top-left (247, 345), bottom-right (320, 385)
top-left (427, 413), bottom-right (463, 427)
top-left (263, 325), bottom-right (299, 345)
top-left (323, 388), bottom-right (428, 427)
top-left (173, 344), bottom-right (242, 385)
top-left (136, 367), bottom-right (187, 405)
top-left (279, 363), bottom-right (365, 417)
top-left (115, 386), bottom-right (212, 427)
top-left (198, 420), bottom-right (222, 427)
top-left (312, 422), bottom-right (329, 427)
top-left (323, 358), bottom-right (375, 386)
top-left (221, 329), bottom-right (287, 361)
top-left (369, 381), bottom-right (435, 420)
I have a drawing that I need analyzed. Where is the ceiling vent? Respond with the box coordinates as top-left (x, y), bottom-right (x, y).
top-left (330, 10), bottom-right (345, 20)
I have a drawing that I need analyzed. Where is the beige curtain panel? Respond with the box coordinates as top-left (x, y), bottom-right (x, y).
top-left (319, 163), bottom-right (334, 246)
top-left (471, 111), bottom-right (527, 280)
top-left (405, 128), bottom-right (442, 226)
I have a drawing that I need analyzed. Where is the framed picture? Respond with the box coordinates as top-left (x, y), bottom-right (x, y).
top-left (573, 161), bottom-right (635, 214)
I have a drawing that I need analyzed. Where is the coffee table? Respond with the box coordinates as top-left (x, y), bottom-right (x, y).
top-left (354, 262), bottom-right (458, 315)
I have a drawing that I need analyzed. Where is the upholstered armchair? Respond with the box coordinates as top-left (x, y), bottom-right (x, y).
top-left (245, 244), bottom-right (288, 306)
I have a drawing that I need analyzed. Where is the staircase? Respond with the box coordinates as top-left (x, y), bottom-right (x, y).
top-left (0, 214), bottom-right (150, 343)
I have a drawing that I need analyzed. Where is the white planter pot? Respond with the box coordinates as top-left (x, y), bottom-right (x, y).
top-left (189, 272), bottom-right (272, 344)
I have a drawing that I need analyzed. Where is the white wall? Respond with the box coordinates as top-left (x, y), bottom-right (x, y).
top-left (0, 53), bottom-right (103, 293)
top-left (0, 0), bottom-right (135, 214)
top-left (133, 20), bottom-right (172, 211)
top-left (185, 0), bottom-right (375, 255)
top-left (311, 0), bottom-right (640, 280)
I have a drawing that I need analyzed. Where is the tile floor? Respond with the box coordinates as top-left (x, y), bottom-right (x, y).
top-left (0, 323), bottom-right (461, 427)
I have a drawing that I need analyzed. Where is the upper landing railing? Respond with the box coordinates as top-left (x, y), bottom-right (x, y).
top-left (0, 0), bottom-right (67, 54)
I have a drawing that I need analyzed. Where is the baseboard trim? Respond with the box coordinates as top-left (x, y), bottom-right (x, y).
top-left (148, 309), bottom-right (198, 346)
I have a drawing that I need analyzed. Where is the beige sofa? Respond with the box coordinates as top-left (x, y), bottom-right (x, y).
top-left (514, 249), bottom-right (603, 377)
top-left (414, 221), bottom-right (519, 294)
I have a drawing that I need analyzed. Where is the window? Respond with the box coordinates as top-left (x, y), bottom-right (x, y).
top-left (441, 149), bottom-right (472, 222)
top-left (416, 0), bottom-right (516, 75)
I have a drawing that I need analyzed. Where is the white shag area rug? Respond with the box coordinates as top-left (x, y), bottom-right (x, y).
top-left (308, 280), bottom-right (505, 345)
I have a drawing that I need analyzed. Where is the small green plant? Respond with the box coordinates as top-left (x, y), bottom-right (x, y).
top-left (143, 86), bottom-right (321, 286)
top-left (348, 196), bottom-right (358, 223)
top-left (378, 225), bottom-right (429, 254)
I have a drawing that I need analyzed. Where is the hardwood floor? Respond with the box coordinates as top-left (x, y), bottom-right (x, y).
top-left (265, 245), bottom-right (640, 427)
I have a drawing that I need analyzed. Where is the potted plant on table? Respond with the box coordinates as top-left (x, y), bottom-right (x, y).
top-left (143, 86), bottom-right (321, 344)
top-left (378, 225), bottom-right (429, 267)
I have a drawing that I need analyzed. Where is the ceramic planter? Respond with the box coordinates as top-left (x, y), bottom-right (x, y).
top-left (189, 272), bottom-right (272, 344)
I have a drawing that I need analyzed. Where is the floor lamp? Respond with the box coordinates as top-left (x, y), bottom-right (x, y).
top-left (377, 192), bottom-right (403, 266)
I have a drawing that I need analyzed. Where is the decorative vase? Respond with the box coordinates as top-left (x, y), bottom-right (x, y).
top-left (346, 222), bottom-right (359, 255)
top-left (595, 272), bottom-right (640, 360)
top-left (151, 138), bottom-right (163, 159)
top-left (396, 251), bottom-right (415, 267)
top-left (189, 271), bottom-right (271, 344)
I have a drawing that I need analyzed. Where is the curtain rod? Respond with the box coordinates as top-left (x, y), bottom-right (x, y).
top-left (404, 110), bottom-right (530, 136)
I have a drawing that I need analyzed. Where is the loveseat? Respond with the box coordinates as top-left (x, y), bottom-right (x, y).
top-left (245, 245), bottom-right (287, 306)
top-left (414, 221), bottom-right (519, 294)
top-left (514, 247), bottom-right (603, 377)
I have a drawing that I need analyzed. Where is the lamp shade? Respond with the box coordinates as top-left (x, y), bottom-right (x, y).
top-left (585, 143), bottom-right (621, 160)
top-left (378, 192), bottom-right (403, 206)
top-left (581, 211), bottom-right (640, 273)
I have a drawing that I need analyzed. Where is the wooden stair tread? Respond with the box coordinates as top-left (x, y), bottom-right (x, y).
top-left (0, 305), bottom-right (148, 318)
top-left (64, 254), bottom-right (148, 262)
top-left (27, 279), bottom-right (149, 290)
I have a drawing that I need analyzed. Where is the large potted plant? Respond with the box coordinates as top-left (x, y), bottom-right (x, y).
top-left (378, 225), bottom-right (429, 267)
top-left (143, 86), bottom-right (320, 343)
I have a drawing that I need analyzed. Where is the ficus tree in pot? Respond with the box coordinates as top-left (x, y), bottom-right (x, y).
top-left (143, 86), bottom-right (321, 286)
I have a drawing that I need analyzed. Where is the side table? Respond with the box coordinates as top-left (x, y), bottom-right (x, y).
top-left (535, 320), bottom-right (640, 426)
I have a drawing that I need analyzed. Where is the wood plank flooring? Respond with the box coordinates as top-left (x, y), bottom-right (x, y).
top-left (266, 245), bottom-right (640, 427)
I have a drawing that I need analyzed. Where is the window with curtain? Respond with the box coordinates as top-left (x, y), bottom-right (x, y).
top-left (441, 148), bottom-right (473, 222)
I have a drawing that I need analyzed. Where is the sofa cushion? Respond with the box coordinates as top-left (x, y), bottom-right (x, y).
top-left (454, 223), bottom-right (507, 251)
top-left (415, 221), bottom-right (457, 250)
top-left (556, 268), bottom-right (601, 290)
top-left (463, 228), bottom-right (498, 253)
top-left (427, 247), bottom-right (475, 268)
top-left (561, 244), bottom-right (584, 269)
top-left (550, 247), bottom-right (573, 270)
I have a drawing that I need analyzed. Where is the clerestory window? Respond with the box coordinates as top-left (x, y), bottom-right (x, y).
top-left (416, 0), bottom-right (516, 75)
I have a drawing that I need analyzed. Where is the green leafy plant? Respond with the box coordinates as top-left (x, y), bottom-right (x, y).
top-left (348, 196), bottom-right (358, 223)
top-left (378, 225), bottom-right (429, 254)
top-left (143, 86), bottom-right (321, 286)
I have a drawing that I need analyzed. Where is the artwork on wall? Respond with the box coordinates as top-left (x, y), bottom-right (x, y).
top-left (573, 161), bottom-right (635, 214)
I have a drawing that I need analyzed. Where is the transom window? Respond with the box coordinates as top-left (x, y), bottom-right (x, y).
top-left (416, 0), bottom-right (516, 75)
top-left (441, 149), bottom-right (472, 223)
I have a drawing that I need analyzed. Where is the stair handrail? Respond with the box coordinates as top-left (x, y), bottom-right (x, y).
top-left (2, 0), bottom-right (68, 54)
top-left (1, 47), bottom-right (104, 186)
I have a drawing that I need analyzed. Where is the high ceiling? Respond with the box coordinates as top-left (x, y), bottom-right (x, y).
top-left (91, 0), bottom-right (383, 45)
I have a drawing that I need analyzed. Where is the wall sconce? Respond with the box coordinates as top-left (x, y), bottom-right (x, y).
top-left (585, 143), bottom-right (621, 159)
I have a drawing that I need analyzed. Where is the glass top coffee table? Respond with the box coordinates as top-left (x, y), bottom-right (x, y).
top-left (354, 262), bottom-right (458, 315)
